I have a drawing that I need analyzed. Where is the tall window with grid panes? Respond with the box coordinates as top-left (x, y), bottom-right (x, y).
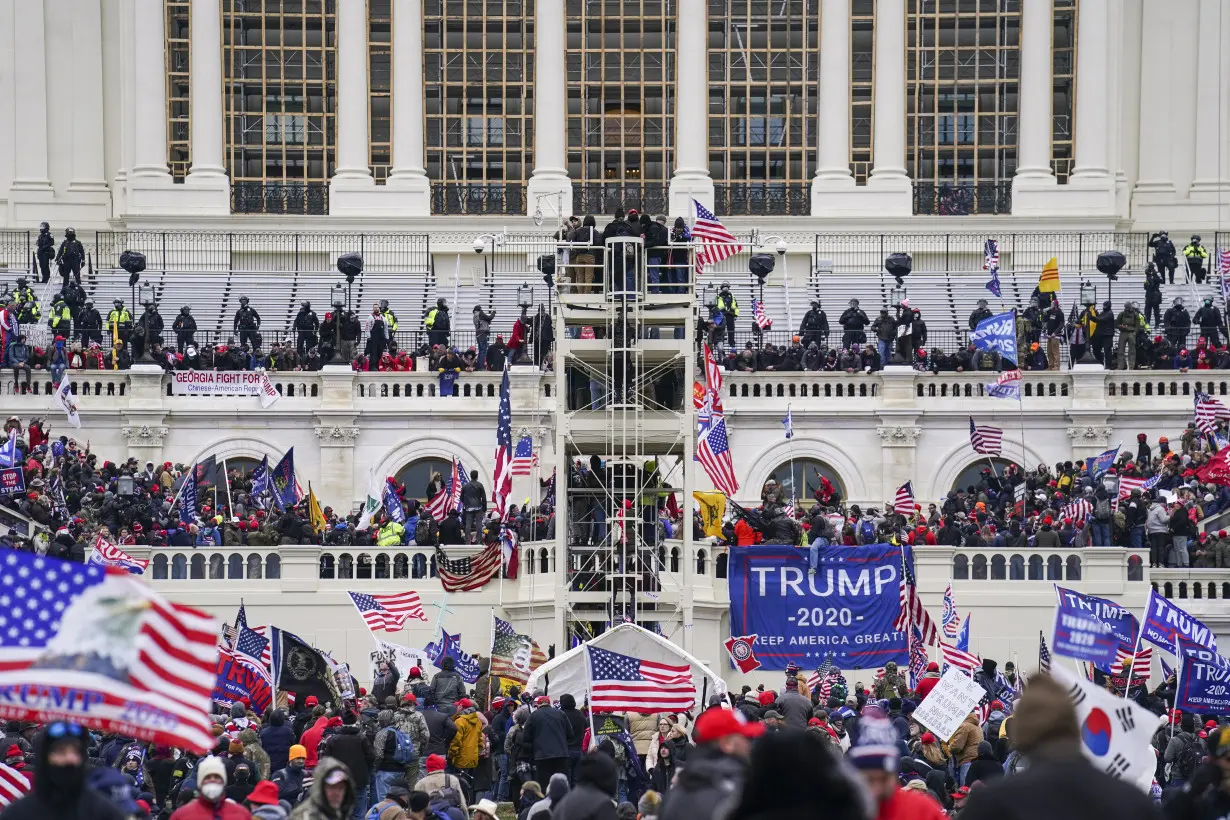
top-left (369, 0), bottom-right (393, 182)
top-left (222, 0), bottom-right (338, 215)
top-left (1051, 0), bottom-right (1077, 182)
top-left (567, 0), bottom-right (675, 218)
top-left (424, 0), bottom-right (535, 215)
top-left (166, 1), bottom-right (192, 180)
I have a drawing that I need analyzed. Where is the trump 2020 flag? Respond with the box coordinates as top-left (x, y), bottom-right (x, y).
top-left (87, 534), bottom-right (150, 575)
top-left (970, 310), bottom-right (1017, 365)
top-left (0, 549), bottom-right (219, 753)
top-left (382, 481), bottom-right (406, 525)
top-left (1140, 589), bottom-right (1218, 652)
top-left (0, 430), bottom-right (16, 469)
top-left (1051, 663), bottom-right (1164, 789)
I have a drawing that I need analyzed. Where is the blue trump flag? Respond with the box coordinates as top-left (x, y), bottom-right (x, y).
top-left (1085, 446), bottom-right (1120, 480)
top-left (1140, 588), bottom-right (1218, 652)
top-left (382, 482), bottom-right (406, 524)
top-left (249, 456), bottom-right (270, 507)
top-left (1052, 586), bottom-right (1121, 665)
top-left (727, 543), bottom-right (908, 670)
top-left (970, 310), bottom-right (1017, 365)
top-left (425, 630), bottom-right (481, 683)
top-left (1176, 638), bottom-right (1230, 715)
top-left (269, 448), bottom-right (298, 510)
top-left (956, 614), bottom-right (971, 653)
top-left (179, 467), bottom-right (198, 525)
top-left (985, 382), bottom-right (1020, 401)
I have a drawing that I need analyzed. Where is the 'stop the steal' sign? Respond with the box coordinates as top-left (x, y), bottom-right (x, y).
top-left (727, 544), bottom-right (908, 670)
top-left (911, 668), bottom-right (988, 741)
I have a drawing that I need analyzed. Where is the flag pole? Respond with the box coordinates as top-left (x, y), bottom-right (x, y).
top-left (583, 644), bottom-right (597, 751)
top-left (222, 457), bottom-right (234, 518)
top-left (487, 607), bottom-right (497, 708)
top-left (786, 404), bottom-right (797, 511)
top-left (168, 459), bottom-right (197, 519)
top-left (1171, 637), bottom-right (1181, 738)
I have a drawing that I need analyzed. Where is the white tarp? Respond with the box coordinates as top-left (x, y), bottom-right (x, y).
top-left (525, 623), bottom-right (725, 708)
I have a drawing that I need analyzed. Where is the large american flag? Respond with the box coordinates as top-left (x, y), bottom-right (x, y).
top-left (893, 481), bottom-right (916, 516)
top-left (1194, 391), bottom-right (1230, 435)
top-left (1060, 498), bottom-right (1093, 521)
top-left (234, 625), bottom-right (270, 669)
top-left (969, 417), bottom-right (1003, 456)
top-left (940, 640), bottom-right (981, 673)
top-left (493, 364), bottom-right (514, 518)
top-left (0, 761), bottom-right (30, 808)
top-left (511, 436), bottom-right (538, 476)
top-left (1114, 476), bottom-right (1146, 512)
top-left (1038, 631), bottom-right (1052, 673)
top-left (691, 200), bottom-right (742, 274)
top-left (436, 542), bottom-right (503, 592)
top-left (703, 342), bottom-right (725, 417)
top-left (942, 584), bottom-right (961, 639)
top-left (1109, 645), bottom-right (1153, 677)
top-left (347, 591), bottom-right (426, 632)
top-left (908, 626), bottom-right (929, 689)
top-left (490, 615), bottom-right (547, 684)
top-left (698, 416), bottom-right (739, 496)
top-left (752, 298), bottom-right (771, 330)
top-left (1218, 248), bottom-right (1230, 276)
top-left (426, 458), bottom-right (465, 521)
top-left (87, 533), bottom-right (149, 575)
top-left (0, 550), bottom-right (219, 753)
top-left (894, 544), bottom-right (938, 644)
top-left (983, 238), bottom-right (999, 273)
top-left (588, 645), bottom-right (696, 713)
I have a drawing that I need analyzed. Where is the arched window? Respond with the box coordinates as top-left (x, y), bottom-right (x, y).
top-left (1047, 555), bottom-right (1063, 580)
top-left (1028, 554), bottom-right (1044, 580)
top-left (716, 552), bottom-right (729, 579)
top-left (228, 554), bottom-right (244, 579)
top-left (972, 554), bottom-right (987, 580)
top-left (320, 553), bottom-right (336, 579)
top-left (670, 548), bottom-right (680, 573)
top-left (1065, 556), bottom-right (1082, 580)
top-left (539, 548), bottom-right (550, 574)
top-left (763, 458), bottom-right (846, 507)
top-left (266, 554), bottom-right (281, 579)
top-left (375, 554), bottom-right (391, 579)
top-left (412, 553), bottom-right (428, 579)
top-left (153, 554), bottom-right (169, 580)
top-left (173, 554), bottom-right (188, 579)
top-left (190, 554), bottom-right (206, 579)
top-left (394, 554), bottom-right (409, 579)
top-left (430, 554), bottom-right (439, 578)
top-left (395, 457), bottom-right (463, 502)
top-left (990, 555), bottom-right (1006, 580)
top-left (356, 553), bottom-right (373, 580)
top-left (1127, 554), bottom-right (1143, 582)
top-left (339, 553), bottom-right (354, 579)
top-left (1009, 554), bottom-right (1025, 580)
top-left (696, 549), bottom-right (708, 575)
top-left (209, 554), bottom-right (225, 579)
top-left (247, 554), bottom-right (263, 579)
top-left (950, 459), bottom-right (1019, 493)
top-left (952, 554), bottom-right (968, 580)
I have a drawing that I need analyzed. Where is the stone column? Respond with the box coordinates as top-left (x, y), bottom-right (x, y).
top-left (385, 0), bottom-right (432, 213)
top-left (184, 0), bottom-right (231, 210)
top-left (1132, 0), bottom-right (1176, 199)
top-left (876, 423), bottom-right (921, 506)
top-left (811, 0), bottom-right (854, 196)
top-left (8, 0), bottom-right (55, 212)
top-left (1066, 423), bottom-right (1114, 464)
top-left (330, 0), bottom-right (375, 191)
top-left (129, 0), bottom-right (172, 180)
top-left (1070, 0), bottom-right (1110, 182)
top-left (666, 0), bottom-right (712, 216)
top-left (1012, 0), bottom-right (1056, 188)
top-left (863, 0), bottom-right (911, 214)
top-left (68, 0), bottom-right (110, 196)
top-left (1188, 0), bottom-right (1230, 203)
top-left (315, 424), bottom-right (360, 509)
top-left (121, 423), bottom-right (170, 471)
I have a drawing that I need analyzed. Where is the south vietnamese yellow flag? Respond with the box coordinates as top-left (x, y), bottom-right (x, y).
top-left (693, 491), bottom-right (727, 538)
top-left (308, 482), bottom-right (327, 533)
top-left (1037, 257), bottom-right (1060, 293)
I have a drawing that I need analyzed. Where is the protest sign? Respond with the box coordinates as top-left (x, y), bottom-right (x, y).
top-left (911, 668), bottom-right (987, 741)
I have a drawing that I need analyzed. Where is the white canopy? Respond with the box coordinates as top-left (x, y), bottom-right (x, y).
top-left (525, 623), bottom-right (726, 709)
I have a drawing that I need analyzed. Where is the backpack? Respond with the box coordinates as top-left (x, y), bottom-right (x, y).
top-left (367, 800), bottom-right (399, 820)
top-left (1175, 735), bottom-right (1204, 780)
top-left (391, 728), bottom-right (416, 765)
top-left (1094, 498), bottom-right (1112, 521)
top-left (415, 517), bottom-right (435, 544)
top-left (858, 519), bottom-right (876, 544)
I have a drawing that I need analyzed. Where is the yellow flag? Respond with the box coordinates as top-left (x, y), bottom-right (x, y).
top-left (693, 491), bottom-right (727, 538)
top-left (1037, 257), bottom-right (1060, 293)
top-left (308, 482), bottom-right (327, 533)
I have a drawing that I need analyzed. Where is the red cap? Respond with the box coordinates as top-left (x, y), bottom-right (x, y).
top-left (458, 698), bottom-right (475, 710)
top-left (247, 781), bottom-right (280, 805)
top-left (491, 697), bottom-right (507, 710)
top-left (535, 696), bottom-right (550, 706)
top-left (426, 754), bottom-right (447, 773)
top-left (990, 700), bottom-right (1003, 709)
top-left (926, 661), bottom-right (939, 672)
top-left (4, 745), bottom-right (21, 759)
top-left (1043, 516), bottom-right (1053, 525)
top-left (358, 687), bottom-right (367, 697)
top-left (808, 717), bottom-right (822, 726)
top-left (305, 696), bottom-right (319, 707)
top-left (1207, 720), bottom-right (1218, 728)
top-left (951, 786), bottom-right (971, 800)
top-left (694, 708), bottom-right (766, 744)
top-left (408, 666), bottom-right (422, 678)
top-left (401, 692), bottom-right (417, 704)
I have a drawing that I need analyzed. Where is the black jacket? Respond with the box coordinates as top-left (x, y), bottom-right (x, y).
top-left (372, 663), bottom-right (401, 704)
top-left (522, 705), bottom-right (574, 761)
top-left (959, 753), bottom-right (1158, 820)
top-left (561, 706), bottom-right (588, 753)
top-left (321, 724), bottom-right (375, 788)
top-left (421, 708), bottom-right (457, 757)
top-left (552, 752), bottom-right (618, 820)
top-left (0, 735), bottom-right (125, 820)
top-left (260, 716), bottom-right (296, 773)
top-left (658, 747), bottom-right (746, 820)
top-left (460, 481), bottom-right (487, 511)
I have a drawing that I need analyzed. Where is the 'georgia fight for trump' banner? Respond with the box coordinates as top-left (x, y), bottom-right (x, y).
top-left (727, 544), bottom-right (907, 670)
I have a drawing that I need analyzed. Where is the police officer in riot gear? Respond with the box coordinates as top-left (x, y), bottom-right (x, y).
top-left (234, 295), bottom-right (261, 350)
top-left (35, 222), bottom-right (54, 283)
top-left (55, 227), bottom-right (85, 287)
top-left (1163, 297), bottom-right (1191, 350)
top-left (716, 282), bottom-right (739, 347)
top-left (838, 298), bottom-right (870, 348)
top-left (1149, 230), bottom-right (1178, 284)
top-left (108, 299), bottom-right (133, 346)
top-left (969, 298), bottom-right (993, 330)
top-left (1183, 235), bottom-right (1209, 284)
top-left (798, 300), bottom-right (829, 349)
top-left (132, 297), bottom-right (163, 360)
top-left (294, 300), bottom-right (319, 356)
top-left (77, 300), bottom-right (102, 346)
top-left (173, 306), bottom-right (197, 353)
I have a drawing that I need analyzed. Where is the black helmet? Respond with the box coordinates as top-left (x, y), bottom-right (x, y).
top-left (64, 227), bottom-right (75, 238)
top-left (113, 299), bottom-right (123, 307)
top-left (15, 277), bottom-right (26, 286)
top-left (301, 301), bottom-right (311, 310)
top-left (239, 296), bottom-right (250, 305)
top-left (720, 281), bottom-right (730, 290)
top-left (84, 301), bottom-right (93, 308)
top-left (437, 298), bottom-right (446, 308)
top-left (379, 299), bottom-right (389, 310)
top-left (39, 222), bottom-right (49, 232)
top-left (1192, 235), bottom-right (1201, 243)
top-left (181, 306), bottom-right (190, 314)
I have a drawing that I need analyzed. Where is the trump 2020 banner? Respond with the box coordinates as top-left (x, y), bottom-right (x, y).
top-left (212, 647), bottom-right (274, 716)
top-left (1053, 586), bottom-right (1137, 666)
top-left (1140, 589), bottom-right (1218, 653)
top-left (1175, 638), bottom-right (1230, 715)
top-left (727, 544), bottom-right (907, 670)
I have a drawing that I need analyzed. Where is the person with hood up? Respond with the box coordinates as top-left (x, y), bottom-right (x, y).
top-left (244, 780), bottom-right (288, 820)
top-left (522, 773), bottom-right (569, 820)
top-left (430, 657), bottom-right (466, 706)
top-left (551, 749), bottom-right (619, 820)
top-left (0, 722), bottom-right (125, 820)
top-left (393, 693), bottom-right (430, 785)
top-left (372, 710), bottom-right (410, 802)
top-left (239, 728), bottom-right (272, 781)
top-left (319, 712), bottom-right (374, 817)
top-left (959, 675), bottom-right (1158, 820)
top-left (168, 755), bottom-right (250, 819)
top-left (873, 662), bottom-right (905, 700)
top-left (448, 698), bottom-right (487, 779)
top-left (659, 708), bottom-right (762, 820)
top-left (289, 757), bottom-right (355, 820)
top-left (964, 741), bottom-right (1004, 786)
top-left (648, 743), bottom-right (676, 796)
top-left (270, 745), bottom-right (309, 804)
top-left (261, 710), bottom-right (296, 775)
top-left (726, 729), bottom-right (874, 820)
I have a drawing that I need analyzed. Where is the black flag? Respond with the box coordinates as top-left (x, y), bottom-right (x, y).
top-left (275, 630), bottom-right (339, 705)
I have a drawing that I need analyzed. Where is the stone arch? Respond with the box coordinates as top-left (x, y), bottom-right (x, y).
top-left (744, 438), bottom-right (868, 504)
top-left (187, 437), bottom-right (289, 468)
top-left (369, 436), bottom-right (487, 493)
top-left (928, 439), bottom-right (1047, 501)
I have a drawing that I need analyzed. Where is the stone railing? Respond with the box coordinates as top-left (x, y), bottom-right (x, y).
top-left (949, 546), bottom-right (1147, 584)
top-left (1150, 569), bottom-right (1230, 601)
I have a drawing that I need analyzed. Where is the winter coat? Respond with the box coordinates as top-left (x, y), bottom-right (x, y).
top-left (430, 669), bottom-right (466, 706)
top-left (168, 796), bottom-right (252, 820)
top-left (776, 691), bottom-right (812, 729)
top-left (958, 753), bottom-right (1158, 820)
top-left (289, 757), bottom-right (355, 820)
top-left (320, 725), bottom-right (374, 789)
top-left (0, 733), bottom-right (126, 820)
top-left (448, 708), bottom-right (486, 769)
top-left (622, 712), bottom-right (660, 755)
top-left (270, 764), bottom-right (307, 804)
top-left (552, 752), bottom-right (619, 820)
top-left (372, 664), bottom-right (401, 704)
top-left (523, 705), bottom-right (574, 760)
top-left (394, 706), bottom-right (431, 754)
top-left (239, 728), bottom-right (272, 780)
top-left (421, 709), bottom-right (457, 758)
top-left (915, 671), bottom-right (941, 701)
top-left (964, 741), bottom-right (1004, 786)
top-left (658, 748), bottom-right (746, 820)
top-left (414, 771), bottom-right (469, 812)
top-left (948, 714), bottom-right (984, 765)
top-left (261, 717), bottom-right (296, 774)
top-left (301, 717), bottom-right (334, 768)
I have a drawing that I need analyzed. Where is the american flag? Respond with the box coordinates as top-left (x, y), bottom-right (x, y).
top-left (511, 436), bottom-right (538, 476)
top-left (1114, 476), bottom-right (1146, 512)
top-left (1218, 248), bottom-right (1230, 276)
top-left (490, 615), bottom-right (548, 684)
top-left (347, 591), bottom-right (426, 632)
top-left (752, 299), bottom-right (771, 330)
top-left (969, 417), bottom-right (1003, 456)
top-left (87, 533), bottom-right (149, 575)
top-left (983, 238), bottom-right (999, 273)
top-left (427, 458), bottom-right (465, 521)
top-left (703, 342), bottom-right (725, 421)
top-left (234, 625), bottom-right (270, 669)
top-left (1143, 474), bottom-right (1161, 492)
top-left (1194, 391), bottom-right (1230, 435)
top-left (807, 656), bottom-right (837, 693)
top-left (697, 416), bottom-right (739, 496)
top-left (894, 544), bottom-right (938, 644)
top-left (996, 369), bottom-right (1023, 385)
top-left (0, 549), bottom-right (219, 753)
top-left (908, 626), bottom-right (929, 689)
top-left (1060, 498), bottom-right (1093, 521)
top-left (588, 645), bottom-right (696, 713)
top-left (893, 481), bottom-right (915, 515)
top-left (436, 542), bottom-right (503, 592)
top-left (493, 364), bottom-right (513, 518)
top-left (0, 761), bottom-right (30, 808)
top-left (1038, 631), bottom-right (1052, 673)
top-left (940, 641), bottom-right (981, 673)
top-left (1109, 645), bottom-right (1153, 677)
top-left (691, 200), bottom-right (742, 274)
top-left (942, 584), bottom-right (961, 639)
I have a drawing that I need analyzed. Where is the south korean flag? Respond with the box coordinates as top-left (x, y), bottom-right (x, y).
top-left (1051, 664), bottom-right (1164, 791)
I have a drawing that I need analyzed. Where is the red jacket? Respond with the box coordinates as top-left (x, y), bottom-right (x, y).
top-left (169, 796), bottom-right (252, 819)
top-left (914, 673), bottom-right (941, 701)
top-left (876, 787), bottom-right (948, 820)
top-left (300, 716), bottom-right (332, 768)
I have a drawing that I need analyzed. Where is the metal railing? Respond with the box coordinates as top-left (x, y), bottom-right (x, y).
top-left (714, 182), bottom-right (811, 216)
top-left (572, 184), bottom-right (669, 217)
top-left (91, 231), bottom-right (431, 272)
top-left (430, 183), bottom-right (526, 215)
top-left (230, 182), bottom-right (329, 216)
top-left (912, 181), bottom-right (1013, 216)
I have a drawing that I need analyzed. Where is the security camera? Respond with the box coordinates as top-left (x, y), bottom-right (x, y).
top-left (775, 240), bottom-right (788, 255)
top-left (473, 237), bottom-right (486, 254)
